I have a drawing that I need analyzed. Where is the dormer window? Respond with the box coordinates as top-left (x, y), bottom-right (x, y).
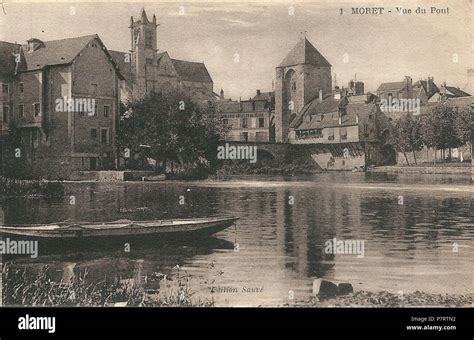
top-left (27, 38), bottom-right (44, 52)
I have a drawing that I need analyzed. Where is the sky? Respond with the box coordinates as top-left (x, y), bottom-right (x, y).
top-left (0, 1), bottom-right (472, 99)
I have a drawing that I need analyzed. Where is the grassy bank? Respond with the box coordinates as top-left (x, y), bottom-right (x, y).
top-left (2, 264), bottom-right (213, 307)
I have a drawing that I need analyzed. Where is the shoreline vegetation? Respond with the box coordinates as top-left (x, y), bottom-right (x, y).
top-left (2, 264), bottom-right (471, 307)
top-left (0, 161), bottom-right (470, 196)
top-left (2, 264), bottom-right (213, 307)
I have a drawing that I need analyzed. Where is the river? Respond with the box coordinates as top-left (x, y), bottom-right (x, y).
top-left (1, 172), bottom-right (473, 306)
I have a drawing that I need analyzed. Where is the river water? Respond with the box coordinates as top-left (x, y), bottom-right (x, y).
top-left (1, 173), bottom-right (473, 306)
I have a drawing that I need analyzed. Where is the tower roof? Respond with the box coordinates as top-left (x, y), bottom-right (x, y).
top-left (140, 7), bottom-right (149, 23)
top-left (278, 37), bottom-right (331, 68)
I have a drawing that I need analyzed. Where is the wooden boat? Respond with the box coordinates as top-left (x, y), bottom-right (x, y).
top-left (142, 174), bottom-right (166, 181)
top-left (0, 216), bottom-right (239, 240)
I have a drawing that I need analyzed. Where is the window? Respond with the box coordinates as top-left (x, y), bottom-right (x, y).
top-left (241, 118), bottom-right (248, 128)
top-left (2, 105), bottom-right (9, 122)
top-left (18, 104), bottom-right (24, 117)
top-left (90, 157), bottom-right (97, 170)
top-left (146, 58), bottom-right (154, 65)
top-left (103, 105), bottom-right (110, 118)
top-left (19, 83), bottom-right (24, 93)
top-left (241, 132), bottom-right (249, 142)
top-left (258, 117), bottom-right (265, 128)
top-left (32, 149), bottom-right (37, 161)
top-left (291, 82), bottom-right (296, 91)
top-left (91, 128), bottom-right (97, 140)
top-left (100, 128), bottom-right (109, 145)
top-left (222, 118), bottom-right (229, 126)
top-left (94, 104), bottom-right (98, 117)
top-left (340, 127), bottom-right (347, 140)
top-left (33, 103), bottom-right (41, 117)
top-left (369, 114), bottom-right (373, 120)
top-left (328, 129), bottom-right (335, 141)
top-left (91, 83), bottom-right (98, 96)
top-left (2, 84), bottom-right (9, 94)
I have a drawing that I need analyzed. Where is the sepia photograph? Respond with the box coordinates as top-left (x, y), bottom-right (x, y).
top-left (0, 0), bottom-right (472, 336)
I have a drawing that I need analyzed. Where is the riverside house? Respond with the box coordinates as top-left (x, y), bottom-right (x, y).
top-left (0, 35), bottom-right (123, 179)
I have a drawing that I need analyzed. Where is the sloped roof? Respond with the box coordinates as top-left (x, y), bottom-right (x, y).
top-left (445, 86), bottom-right (471, 97)
top-left (376, 81), bottom-right (406, 92)
top-left (413, 79), bottom-right (439, 98)
top-left (109, 50), bottom-right (134, 83)
top-left (278, 37), bottom-right (331, 68)
top-left (252, 91), bottom-right (273, 101)
top-left (0, 41), bottom-right (22, 78)
top-left (16, 34), bottom-right (124, 80)
top-left (217, 101), bottom-right (243, 113)
top-left (295, 102), bottom-right (377, 131)
top-left (21, 35), bottom-right (97, 71)
top-left (171, 59), bottom-right (213, 83)
top-left (289, 95), bottom-right (344, 129)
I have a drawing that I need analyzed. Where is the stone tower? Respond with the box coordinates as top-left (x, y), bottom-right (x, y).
top-left (274, 37), bottom-right (332, 142)
top-left (129, 8), bottom-right (158, 97)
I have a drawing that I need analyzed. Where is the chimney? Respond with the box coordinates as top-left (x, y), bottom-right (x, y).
top-left (427, 77), bottom-right (430, 95)
top-left (256, 89), bottom-right (261, 96)
top-left (405, 76), bottom-right (412, 91)
top-left (319, 89), bottom-right (323, 102)
top-left (220, 88), bottom-right (224, 99)
top-left (356, 114), bottom-right (359, 123)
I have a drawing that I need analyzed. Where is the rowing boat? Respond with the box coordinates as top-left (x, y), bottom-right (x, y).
top-left (0, 216), bottom-right (239, 240)
top-left (142, 174), bottom-right (166, 181)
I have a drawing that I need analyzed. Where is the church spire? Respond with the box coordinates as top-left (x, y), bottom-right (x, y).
top-left (140, 7), bottom-right (149, 23)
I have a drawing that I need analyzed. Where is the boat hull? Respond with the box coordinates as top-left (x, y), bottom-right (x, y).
top-left (0, 216), bottom-right (239, 240)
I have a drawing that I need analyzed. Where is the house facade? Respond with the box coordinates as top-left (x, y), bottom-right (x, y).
top-left (0, 35), bottom-right (123, 178)
top-left (218, 90), bottom-right (274, 142)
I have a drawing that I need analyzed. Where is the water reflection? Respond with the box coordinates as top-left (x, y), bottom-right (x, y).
top-left (1, 174), bottom-right (473, 306)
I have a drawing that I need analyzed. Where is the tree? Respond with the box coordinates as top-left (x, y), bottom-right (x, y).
top-left (3, 121), bottom-right (29, 179)
top-left (117, 91), bottom-right (227, 175)
top-left (388, 113), bottom-right (423, 165)
top-left (420, 103), bottom-right (464, 163)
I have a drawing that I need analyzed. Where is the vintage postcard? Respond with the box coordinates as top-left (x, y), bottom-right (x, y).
top-left (0, 0), bottom-right (472, 317)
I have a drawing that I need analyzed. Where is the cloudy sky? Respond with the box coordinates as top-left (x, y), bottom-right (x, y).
top-left (1, 1), bottom-right (471, 99)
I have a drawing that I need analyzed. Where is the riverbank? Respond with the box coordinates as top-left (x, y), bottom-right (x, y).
top-left (371, 163), bottom-right (471, 175)
top-left (287, 290), bottom-right (473, 307)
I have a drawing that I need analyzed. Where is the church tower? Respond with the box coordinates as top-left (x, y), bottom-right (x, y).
top-left (129, 8), bottom-right (159, 97)
top-left (274, 37), bottom-right (332, 142)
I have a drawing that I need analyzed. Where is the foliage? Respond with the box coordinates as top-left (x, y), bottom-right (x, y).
top-left (2, 121), bottom-right (29, 179)
top-left (117, 91), bottom-right (228, 175)
top-left (387, 101), bottom-right (471, 164)
top-left (2, 264), bottom-right (213, 307)
top-left (388, 113), bottom-right (423, 164)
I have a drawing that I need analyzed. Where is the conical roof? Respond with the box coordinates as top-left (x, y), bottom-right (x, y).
top-left (278, 37), bottom-right (331, 68)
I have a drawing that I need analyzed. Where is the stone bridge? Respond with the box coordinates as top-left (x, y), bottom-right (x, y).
top-left (223, 141), bottom-right (376, 170)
